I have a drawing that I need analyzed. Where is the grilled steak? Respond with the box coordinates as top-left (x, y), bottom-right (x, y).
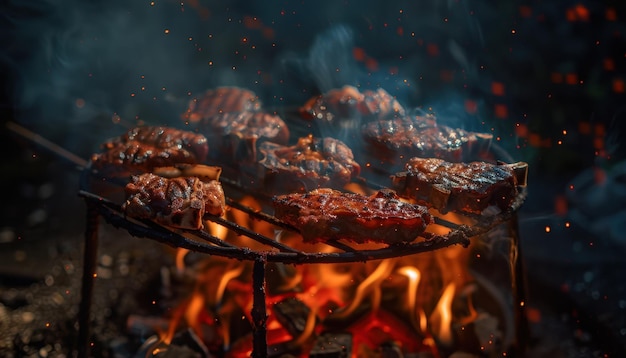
top-left (182, 87), bottom-right (262, 124)
top-left (256, 135), bottom-right (361, 193)
top-left (91, 126), bottom-right (209, 177)
top-left (362, 115), bottom-right (493, 166)
top-left (123, 173), bottom-right (225, 230)
top-left (391, 157), bottom-right (527, 214)
top-left (197, 111), bottom-right (289, 164)
top-left (272, 188), bottom-right (432, 244)
top-left (300, 85), bottom-right (405, 125)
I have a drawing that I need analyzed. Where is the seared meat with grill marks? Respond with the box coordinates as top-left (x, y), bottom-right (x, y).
top-left (91, 126), bottom-right (209, 177)
top-left (391, 157), bottom-right (527, 214)
top-left (272, 188), bottom-right (432, 244)
top-left (300, 85), bottom-right (405, 125)
top-left (256, 135), bottom-right (361, 193)
top-left (182, 87), bottom-right (262, 124)
top-left (197, 111), bottom-right (289, 164)
top-left (123, 173), bottom-right (225, 230)
top-left (362, 115), bottom-right (493, 165)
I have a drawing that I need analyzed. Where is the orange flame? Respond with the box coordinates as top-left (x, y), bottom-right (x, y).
top-left (175, 248), bottom-right (188, 273)
top-left (397, 266), bottom-right (421, 330)
top-left (229, 196), bottom-right (275, 249)
top-left (207, 220), bottom-right (228, 240)
top-left (430, 282), bottom-right (456, 346)
top-left (333, 259), bottom-right (395, 318)
top-left (215, 265), bottom-right (245, 305)
top-left (184, 290), bottom-right (206, 339)
top-left (159, 290), bottom-right (205, 346)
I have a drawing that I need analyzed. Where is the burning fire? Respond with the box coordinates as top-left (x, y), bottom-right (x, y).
top-left (149, 195), bottom-right (513, 357)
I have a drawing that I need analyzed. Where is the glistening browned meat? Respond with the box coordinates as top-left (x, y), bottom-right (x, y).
top-left (256, 135), bottom-right (361, 193)
top-left (362, 115), bottom-right (492, 165)
top-left (272, 188), bottom-right (432, 244)
top-left (123, 173), bottom-right (225, 230)
top-left (391, 157), bottom-right (527, 214)
top-left (197, 111), bottom-right (289, 164)
top-left (182, 87), bottom-right (262, 124)
top-left (300, 85), bottom-right (405, 124)
top-left (91, 126), bottom-right (209, 177)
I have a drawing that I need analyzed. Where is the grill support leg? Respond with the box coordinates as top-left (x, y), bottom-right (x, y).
top-left (510, 215), bottom-right (528, 354)
top-left (251, 256), bottom-right (268, 357)
top-left (78, 202), bottom-right (100, 358)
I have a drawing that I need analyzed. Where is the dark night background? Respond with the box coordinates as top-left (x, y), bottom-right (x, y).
top-left (1, 0), bottom-right (625, 356)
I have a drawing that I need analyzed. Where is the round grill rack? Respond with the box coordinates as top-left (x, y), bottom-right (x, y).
top-left (77, 161), bottom-right (528, 358)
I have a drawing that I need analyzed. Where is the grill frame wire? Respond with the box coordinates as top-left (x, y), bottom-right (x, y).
top-left (77, 167), bottom-right (527, 358)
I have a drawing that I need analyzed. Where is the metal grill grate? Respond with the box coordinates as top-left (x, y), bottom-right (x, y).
top-left (77, 164), bottom-right (528, 357)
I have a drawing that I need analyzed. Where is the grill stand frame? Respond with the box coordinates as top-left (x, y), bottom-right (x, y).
top-left (252, 257), bottom-right (268, 357)
top-left (78, 201), bottom-right (99, 358)
top-left (76, 168), bottom-right (528, 357)
top-left (511, 215), bottom-right (529, 354)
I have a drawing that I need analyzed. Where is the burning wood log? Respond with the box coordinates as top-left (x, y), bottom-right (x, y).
top-left (309, 332), bottom-right (353, 358)
top-left (273, 297), bottom-right (316, 338)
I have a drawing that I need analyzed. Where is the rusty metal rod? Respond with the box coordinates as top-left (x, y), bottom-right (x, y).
top-left (251, 257), bottom-right (268, 357)
top-left (77, 201), bottom-right (100, 358)
top-left (6, 121), bottom-right (88, 168)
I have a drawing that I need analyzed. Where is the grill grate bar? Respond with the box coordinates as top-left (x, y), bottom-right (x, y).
top-left (323, 240), bottom-right (358, 252)
top-left (225, 196), bottom-right (299, 232)
top-left (180, 227), bottom-right (238, 248)
top-left (78, 189), bottom-right (479, 264)
top-left (205, 215), bottom-right (302, 253)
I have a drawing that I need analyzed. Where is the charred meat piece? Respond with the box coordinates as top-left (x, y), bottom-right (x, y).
top-left (123, 173), bottom-right (225, 230)
top-left (91, 126), bottom-right (209, 177)
top-left (257, 135), bottom-right (361, 193)
top-left (391, 157), bottom-right (528, 214)
top-left (182, 87), bottom-right (262, 124)
top-left (362, 115), bottom-right (493, 165)
top-left (272, 188), bottom-right (432, 244)
top-left (300, 85), bottom-right (405, 124)
top-left (198, 111), bottom-right (289, 164)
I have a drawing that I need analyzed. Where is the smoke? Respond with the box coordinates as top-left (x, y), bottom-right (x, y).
top-left (3, 0), bottom-right (262, 153)
top-left (306, 26), bottom-right (359, 92)
top-left (3, 0), bottom-right (524, 157)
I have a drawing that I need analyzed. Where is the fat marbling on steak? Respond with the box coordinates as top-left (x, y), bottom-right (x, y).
top-left (272, 188), bottom-right (432, 244)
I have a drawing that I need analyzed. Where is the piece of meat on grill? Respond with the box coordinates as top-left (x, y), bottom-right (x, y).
top-left (300, 85), bottom-right (405, 125)
top-left (123, 173), bottom-right (225, 230)
top-left (256, 135), bottom-right (361, 193)
top-left (272, 188), bottom-right (432, 244)
top-left (391, 157), bottom-right (528, 214)
top-left (362, 115), bottom-right (493, 167)
top-left (197, 111), bottom-right (290, 164)
top-left (182, 87), bottom-right (262, 124)
top-left (91, 126), bottom-right (209, 177)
